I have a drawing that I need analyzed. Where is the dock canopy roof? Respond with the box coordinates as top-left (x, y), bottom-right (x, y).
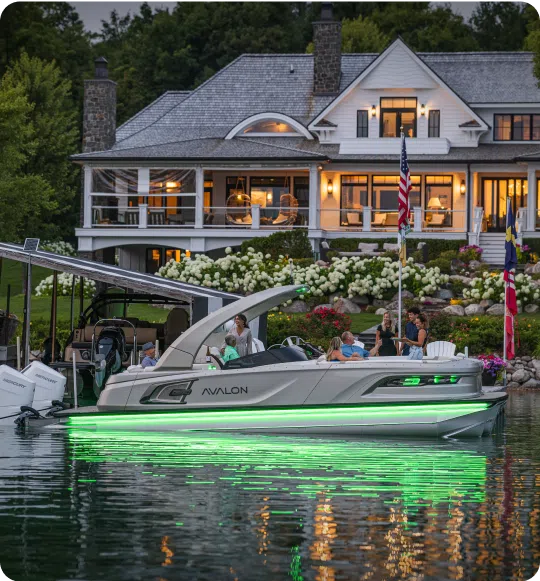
top-left (0, 243), bottom-right (239, 303)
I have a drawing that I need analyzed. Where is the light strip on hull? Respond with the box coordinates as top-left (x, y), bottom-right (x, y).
top-left (66, 402), bottom-right (490, 428)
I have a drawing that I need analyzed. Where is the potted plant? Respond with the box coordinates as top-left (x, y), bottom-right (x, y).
top-left (477, 354), bottom-right (507, 386)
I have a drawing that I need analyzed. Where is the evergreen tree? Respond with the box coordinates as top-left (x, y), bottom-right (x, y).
top-left (471, 2), bottom-right (530, 51)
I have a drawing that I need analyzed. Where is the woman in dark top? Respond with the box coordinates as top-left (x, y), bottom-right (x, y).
top-left (401, 313), bottom-right (429, 360)
top-left (376, 311), bottom-right (398, 356)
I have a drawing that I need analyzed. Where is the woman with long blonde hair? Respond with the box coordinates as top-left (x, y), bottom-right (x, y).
top-left (376, 311), bottom-right (398, 356)
top-left (326, 337), bottom-right (361, 362)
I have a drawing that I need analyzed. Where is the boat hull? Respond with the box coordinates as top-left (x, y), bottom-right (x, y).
top-left (62, 393), bottom-right (507, 438)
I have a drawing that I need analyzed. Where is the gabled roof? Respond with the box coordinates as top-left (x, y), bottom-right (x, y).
top-left (309, 38), bottom-right (488, 131)
top-left (80, 47), bottom-right (540, 161)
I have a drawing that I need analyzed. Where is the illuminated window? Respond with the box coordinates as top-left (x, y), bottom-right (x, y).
top-left (380, 97), bottom-right (417, 138)
top-left (494, 114), bottom-right (540, 141)
top-left (242, 120), bottom-right (299, 134)
top-left (372, 175), bottom-right (421, 209)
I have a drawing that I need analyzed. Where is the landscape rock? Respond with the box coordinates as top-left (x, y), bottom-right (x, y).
top-left (535, 369), bottom-right (540, 381)
top-left (312, 304), bottom-right (332, 313)
top-left (486, 304), bottom-right (505, 315)
top-left (521, 379), bottom-right (540, 389)
top-left (449, 275), bottom-right (472, 284)
top-left (532, 360), bottom-right (540, 371)
top-left (392, 290), bottom-right (414, 301)
top-left (451, 258), bottom-right (466, 272)
top-left (511, 369), bottom-right (530, 383)
top-left (350, 295), bottom-right (370, 305)
top-left (469, 260), bottom-right (483, 270)
top-left (479, 299), bottom-right (494, 308)
top-left (525, 304), bottom-right (539, 313)
top-left (435, 289), bottom-right (454, 300)
top-left (464, 304), bottom-right (485, 316)
top-left (443, 305), bottom-right (465, 316)
top-left (522, 356), bottom-right (532, 362)
top-left (282, 300), bottom-right (309, 314)
top-left (375, 308), bottom-right (388, 315)
top-left (315, 260), bottom-right (329, 267)
top-left (525, 262), bottom-right (540, 274)
top-left (507, 382), bottom-right (520, 389)
top-left (372, 299), bottom-right (388, 307)
top-left (334, 298), bottom-right (362, 314)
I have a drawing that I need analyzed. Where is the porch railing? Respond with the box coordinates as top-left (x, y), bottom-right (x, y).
top-left (202, 206), bottom-right (308, 229)
top-left (91, 204), bottom-right (197, 228)
top-left (320, 207), bottom-right (466, 233)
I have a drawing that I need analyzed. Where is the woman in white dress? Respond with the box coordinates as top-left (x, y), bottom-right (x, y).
top-left (225, 314), bottom-right (253, 357)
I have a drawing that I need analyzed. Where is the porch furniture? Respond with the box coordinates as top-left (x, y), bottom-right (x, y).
top-left (338, 242), bottom-right (382, 257)
top-left (372, 213), bottom-right (386, 227)
top-left (272, 194), bottom-right (298, 226)
top-left (426, 213), bottom-right (446, 228)
top-left (124, 209), bottom-right (139, 225)
top-left (426, 341), bottom-right (456, 358)
top-left (346, 212), bottom-right (362, 227)
top-left (382, 243), bottom-right (400, 252)
top-left (226, 192), bottom-right (252, 226)
top-left (148, 208), bottom-right (166, 226)
top-left (168, 213), bottom-right (184, 225)
top-left (371, 212), bottom-right (398, 228)
top-left (384, 213), bottom-right (399, 227)
top-left (204, 212), bottom-right (215, 226)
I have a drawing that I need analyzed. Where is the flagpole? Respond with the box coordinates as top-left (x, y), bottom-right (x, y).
top-left (503, 198), bottom-right (510, 386)
top-left (398, 127), bottom-right (404, 343)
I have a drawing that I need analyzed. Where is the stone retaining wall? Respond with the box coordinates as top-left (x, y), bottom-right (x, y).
top-left (506, 357), bottom-right (540, 389)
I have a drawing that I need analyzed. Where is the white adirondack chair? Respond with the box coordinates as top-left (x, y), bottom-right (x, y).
top-left (427, 341), bottom-right (456, 358)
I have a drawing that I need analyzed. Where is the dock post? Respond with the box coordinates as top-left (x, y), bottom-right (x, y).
top-left (72, 351), bottom-right (78, 409)
top-left (50, 272), bottom-right (58, 363)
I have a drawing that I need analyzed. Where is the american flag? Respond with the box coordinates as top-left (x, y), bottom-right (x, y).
top-left (398, 132), bottom-right (411, 265)
top-left (504, 198), bottom-right (518, 360)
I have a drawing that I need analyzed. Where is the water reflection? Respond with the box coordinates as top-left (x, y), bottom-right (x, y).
top-left (0, 394), bottom-right (539, 581)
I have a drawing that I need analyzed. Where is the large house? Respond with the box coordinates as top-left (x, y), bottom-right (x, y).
top-left (73, 5), bottom-right (540, 271)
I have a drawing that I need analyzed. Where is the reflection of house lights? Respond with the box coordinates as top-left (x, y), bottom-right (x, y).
top-left (166, 182), bottom-right (179, 189)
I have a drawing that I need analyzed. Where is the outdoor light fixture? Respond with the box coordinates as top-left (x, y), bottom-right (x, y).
top-left (317, 165), bottom-right (323, 171)
top-left (420, 104), bottom-right (426, 116)
top-left (371, 105), bottom-right (376, 117)
top-left (327, 179), bottom-right (334, 196)
top-left (460, 179), bottom-right (466, 195)
top-left (186, 249), bottom-right (191, 258)
top-left (267, 192), bottom-right (272, 201)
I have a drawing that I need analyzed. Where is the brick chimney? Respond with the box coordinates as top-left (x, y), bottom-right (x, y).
top-left (83, 57), bottom-right (116, 152)
top-left (313, 3), bottom-right (342, 95)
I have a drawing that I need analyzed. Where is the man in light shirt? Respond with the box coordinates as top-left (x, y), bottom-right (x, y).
top-left (340, 331), bottom-right (381, 359)
top-left (141, 342), bottom-right (159, 368)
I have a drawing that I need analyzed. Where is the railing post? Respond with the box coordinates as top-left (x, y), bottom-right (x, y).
top-left (83, 166), bottom-right (92, 228)
top-left (527, 165), bottom-right (537, 231)
top-left (251, 204), bottom-right (260, 229)
top-left (309, 165), bottom-right (320, 230)
top-left (139, 203), bottom-right (148, 228)
top-left (362, 206), bottom-right (372, 232)
top-left (413, 206), bottom-right (422, 232)
top-left (472, 206), bottom-right (483, 246)
top-left (195, 167), bottom-right (204, 229)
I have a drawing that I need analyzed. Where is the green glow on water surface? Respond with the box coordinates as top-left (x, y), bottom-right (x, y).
top-left (66, 429), bottom-right (487, 508)
top-left (65, 401), bottom-right (489, 428)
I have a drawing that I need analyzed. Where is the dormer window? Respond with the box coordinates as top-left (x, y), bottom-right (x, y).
top-left (242, 119), bottom-right (299, 135)
top-left (380, 97), bottom-right (417, 138)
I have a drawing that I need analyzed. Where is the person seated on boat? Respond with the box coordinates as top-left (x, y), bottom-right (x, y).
top-left (141, 342), bottom-right (159, 368)
top-left (376, 311), bottom-right (398, 356)
top-left (222, 335), bottom-right (240, 363)
top-left (223, 314), bottom-right (253, 357)
top-left (326, 337), bottom-right (362, 362)
top-left (399, 306), bottom-right (420, 356)
top-left (340, 331), bottom-right (382, 359)
top-left (400, 313), bottom-right (429, 360)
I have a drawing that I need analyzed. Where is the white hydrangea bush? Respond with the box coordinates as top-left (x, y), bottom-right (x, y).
top-left (463, 271), bottom-right (540, 305)
top-left (157, 250), bottom-right (449, 300)
top-left (41, 241), bottom-right (77, 257)
top-left (35, 273), bottom-right (96, 298)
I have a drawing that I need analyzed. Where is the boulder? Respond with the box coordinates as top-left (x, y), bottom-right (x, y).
top-left (464, 304), bottom-right (485, 316)
top-left (350, 295), bottom-right (370, 305)
top-left (535, 369), bottom-right (540, 381)
top-left (316, 260), bottom-right (329, 267)
top-left (479, 299), bottom-right (494, 308)
top-left (526, 261), bottom-right (540, 274)
top-left (486, 304), bottom-right (505, 316)
top-left (443, 305), bottom-right (465, 316)
top-left (507, 382), bottom-right (521, 389)
top-left (469, 260), bottom-right (483, 270)
top-left (375, 308), bottom-right (387, 315)
top-left (392, 290), bottom-right (414, 301)
top-left (532, 360), bottom-right (540, 371)
top-left (372, 299), bottom-right (387, 307)
top-left (334, 298), bottom-right (362, 314)
top-left (512, 368), bottom-right (530, 383)
top-left (435, 289), bottom-right (454, 300)
top-left (282, 300), bottom-right (309, 314)
top-left (521, 378), bottom-right (540, 389)
top-left (451, 258), bottom-right (466, 272)
top-left (522, 356), bottom-right (532, 362)
top-left (449, 275), bottom-right (472, 284)
top-left (525, 304), bottom-right (539, 313)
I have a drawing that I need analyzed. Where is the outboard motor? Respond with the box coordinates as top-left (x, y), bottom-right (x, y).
top-left (94, 326), bottom-right (126, 392)
top-left (0, 365), bottom-right (36, 426)
top-left (22, 361), bottom-right (66, 414)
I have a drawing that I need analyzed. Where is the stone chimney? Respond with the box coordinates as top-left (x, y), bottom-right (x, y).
top-left (83, 57), bottom-right (116, 152)
top-left (313, 3), bottom-right (342, 95)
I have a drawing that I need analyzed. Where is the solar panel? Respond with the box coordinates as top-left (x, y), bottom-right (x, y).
top-left (23, 238), bottom-right (40, 253)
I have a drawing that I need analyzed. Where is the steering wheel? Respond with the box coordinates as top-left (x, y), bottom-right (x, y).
top-left (281, 336), bottom-right (306, 347)
top-left (209, 353), bottom-right (224, 369)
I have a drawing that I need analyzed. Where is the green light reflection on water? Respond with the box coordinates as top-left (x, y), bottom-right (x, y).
top-left (66, 429), bottom-right (487, 510)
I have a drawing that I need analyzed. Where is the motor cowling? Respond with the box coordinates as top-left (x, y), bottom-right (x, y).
top-left (0, 365), bottom-right (35, 425)
top-left (22, 361), bottom-right (66, 411)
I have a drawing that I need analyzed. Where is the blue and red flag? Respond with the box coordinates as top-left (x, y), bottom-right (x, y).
top-left (398, 132), bottom-right (411, 266)
top-left (504, 199), bottom-right (518, 359)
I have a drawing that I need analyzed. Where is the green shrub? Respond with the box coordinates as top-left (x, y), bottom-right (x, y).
top-left (241, 230), bottom-right (313, 259)
top-left (292, 257), bottom-right (314, 268)
top-left (14, 318), bottom-right (71, 351)
top-left (426, 258), bottom-right (452, 274)
top-left (449, 279), bottom-right (467, 296)
top-left (439, 250), bottom-right (460, 261)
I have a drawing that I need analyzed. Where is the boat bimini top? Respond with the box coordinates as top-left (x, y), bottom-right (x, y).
top-left (155, 285), bottom-right (308, 371)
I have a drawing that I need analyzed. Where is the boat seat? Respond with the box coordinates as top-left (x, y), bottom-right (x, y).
top-left (164, 308), bottom-right (189, 346)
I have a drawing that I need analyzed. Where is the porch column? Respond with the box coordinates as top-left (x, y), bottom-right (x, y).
top-left (527, 165), bottom-right (537, 232)
top-left (362, 207), bottom-right (372, 232)
top-left (195, 166), bottom-right (204, 229)
top-left (83, 166), bottom-right (92, 228)
top-left (309, 164), bottom-right (320, 230)
top-left (413, 206), bottom-right (422, 232)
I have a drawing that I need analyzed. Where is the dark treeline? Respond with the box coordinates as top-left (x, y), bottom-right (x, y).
top-left (0, 1), bottom-right (538, 241)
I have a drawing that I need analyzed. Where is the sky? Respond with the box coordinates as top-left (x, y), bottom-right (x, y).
top-left (71, 1), bottom-right (483, 34)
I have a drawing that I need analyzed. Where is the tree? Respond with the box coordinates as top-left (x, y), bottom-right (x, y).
top-left (0, 80), bottom-right (55, 242)
top-left (525, 4), bottom-right (540, 86)
top-left (471, 2), bottom-right (531, 51)
top-left (1, 53), bottom-right (78, 240)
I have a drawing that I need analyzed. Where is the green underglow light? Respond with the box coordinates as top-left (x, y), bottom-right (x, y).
top-left (65, 401), bottom-right (490, 429)
top-left (65, 430), bottom-right (488, 508)
top-left (450, 375), bottom-right (459, 383)
top-left (296, 286), bottom-right (309, 294)
top-left (404, 377), bottom-right (422, 386)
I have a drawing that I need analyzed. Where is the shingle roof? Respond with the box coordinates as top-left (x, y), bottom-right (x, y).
top-left (94, 50), bottom-right (540, 160)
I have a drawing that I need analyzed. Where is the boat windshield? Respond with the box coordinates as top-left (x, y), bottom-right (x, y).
top-left (223, 346), bottom-right (308, 370)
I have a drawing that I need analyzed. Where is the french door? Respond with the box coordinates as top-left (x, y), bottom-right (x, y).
top-left (482, 178), bottom-right (527, 232)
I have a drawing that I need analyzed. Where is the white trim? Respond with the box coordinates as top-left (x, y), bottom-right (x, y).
top-left (225, 113), bottom-right (313, 140)
top-left (308, 38), bottom-right (489, 132)
top-left (470, 103), bottom-right (540, 108)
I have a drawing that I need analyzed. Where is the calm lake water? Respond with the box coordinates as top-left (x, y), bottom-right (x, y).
top-left (1, 393), bottom-right (539, 581)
